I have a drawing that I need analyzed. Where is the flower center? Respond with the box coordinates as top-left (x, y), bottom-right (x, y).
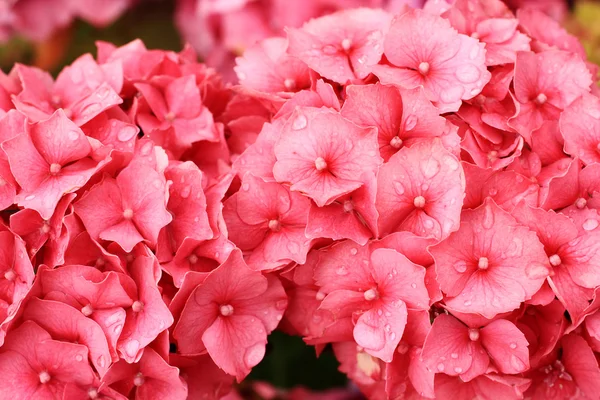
top-left (220, 304), bottom-right (234, 316)
top-left (39, 371), bottom-right (51, 384)
top-left (283, 78), bottom-right (296, 91)
top-left (133, 372), bottom-right (145, 387)
top-left (413, 196), bottom-right (426, 208)
top-left (343, 200), bottom-right (354, 213)
top-left (81, 304), bottom-right (93, 316)
top-left (478, 257), bottom-right (489, 270)
top-left (268, 219), bottom-right (282, 232)
top-left (418, 62), bottom-right (430, 75)
top-left (315, 157), bottom-right (328, 171)
top-left (341, 38), bottom-right (352, 52)
top-left (534, 93), bottom-right (547, 105)
top-left (49, 163), bottom-right (62, 175)
top-left (132, 301), bottom-right (144, 312)
top-left (575, 198), bottom-right (587, 209)
top-left (363, 288), bottom-right (379, 301)
top-left (468, 328), bottom-right (480, 341)
top-left (4, 269), bottom-right (15, 281)
top-left (549, 254), bottom-right (562, 267)
top-left (123, 209), bottom-right (134, 219)
top-left (390, 136), bottom-right (403, 149)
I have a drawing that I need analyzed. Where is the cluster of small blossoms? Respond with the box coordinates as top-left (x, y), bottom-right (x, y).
top-left (228, 0), bottom-right (600, 398)
top-left (0, 0), bottom-right (599, 399)
top-left (175, 0), bottom-right (569, 80)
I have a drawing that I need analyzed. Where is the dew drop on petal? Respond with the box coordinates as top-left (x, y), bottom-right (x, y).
top-left (455, 64), bottom-right (481, 84)
top-left (118, 126), bottom-right (138, 142)
top-left (244, 343), bottom-right (266, 367)
top-left (393, 181), bottom-right (405, 195)
top-left (180, 185), bottom-right (191, 199)
top-left (421, 159), bottom-right (440, 179)
top-left (404, 115), bottom-right (418, 131)
top-left (454, 366), bottom-right (463, 373)
top-left (454, 261), bottom-right (468, 273)
top-left (437, 363), bottom-right (445, 371)
top-left (292, 113), bottom-right (308, 130)
top-left (583, 219), bottom-right (599, 231)
top-left (482, 203), bottom-right (495, 229)
top-left (24, 195), bottom-right (35, 201)
top-left (451, 353), bottom-right (458, 359)
top-left (322, 45), bottom-right (338, 55)
top-left (510, 343), bottom-right (517, 349)
top-left (75, 354), bottom-right (83, 362)
top-left (525, 263), bottom-right (550, 280)
top-left (97, 355), bottom-right (106, 368)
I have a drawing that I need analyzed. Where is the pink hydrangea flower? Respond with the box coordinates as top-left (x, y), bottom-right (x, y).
top-left (273, 107), bottom-right (382, 207)
top-left (287, 8), bottom-right (392, 84)
top-left (3, 109), bottom-right (109, 219)
top-left (173, 250), bottom-right (287, 381)
top-left (373, 9), bottom-right (490, 112)
top-left (74, 161), bottom-right (172, 252)
top-left (223, 173), bottom-right (312, 271)
top-left (431, 199), bottom-right (549, 318)
top-left (375, 139), bottom-right (465, 240)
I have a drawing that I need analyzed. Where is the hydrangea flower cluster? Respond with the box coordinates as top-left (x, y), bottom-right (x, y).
top-left (0, 0), bottom-right (599, 399)
top-left (175, 0), bottom-right (569, 80)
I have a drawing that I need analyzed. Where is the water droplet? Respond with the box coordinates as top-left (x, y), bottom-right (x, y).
top-left (411, 283), bottom-right (417, 289)
top-left (454, 261), bottom-right (468, 273)
top-left (350, 248), bottom-right (358, 255)
top-left (24, 195), bottom-right (35, 201)
top-left (75, 354), bottom-right (83, 362)
top-left (393, 181), bottom-right (405, 195)
top-left (140, 142), bottom-right (153, 156)
top-left (336, 266), bottom-right (348, 276)
top-left (180, 185), bottom-right (191, 198)
top-left (97, 355), bottom-right (106, 368)
top-left (117, 126), bottom-right (137, 142)
top-left (322, 45), bottom-right (338, 55)
top-left (437, 363), bottom-right (445, 371)
top-left (244, 343), bottom-right (265, 367)
top-left (583, 219), bottom-right (599, 231)
top-left (384, 324), bottom-right (391, 332)
top-left (442, 154), bottom-right (459, 171)
top-left (96, 86), bottom-right (111, 99)
top-left (404, 115), bottom-right (418, 131)
top-left (421, 159), bottom-right (440, 179)
top-left (455, 64), bottom-right (481, 84)
top-left (451, 353), bottom-right (458, 359)
top-left (390, 332), bottom-right (396, 341)
top-left (463, 299), bottom-right (472, 306)
top-left (292, 114), bottom-right (308, 130)
top-left (525, 263), bottom-right (549, 280)
top-left (507, 238), bottom-right (523, 257)
top-left (510, 343), bottom-right (517, 349)
top-left (482, 203), bottom-right (495, 229)
top-left (454, 366), bottom-right (463, 373)
top-left (241, 183), bottom-right (250, 191)
top-left (123, 340), bottom-right (140, 359)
